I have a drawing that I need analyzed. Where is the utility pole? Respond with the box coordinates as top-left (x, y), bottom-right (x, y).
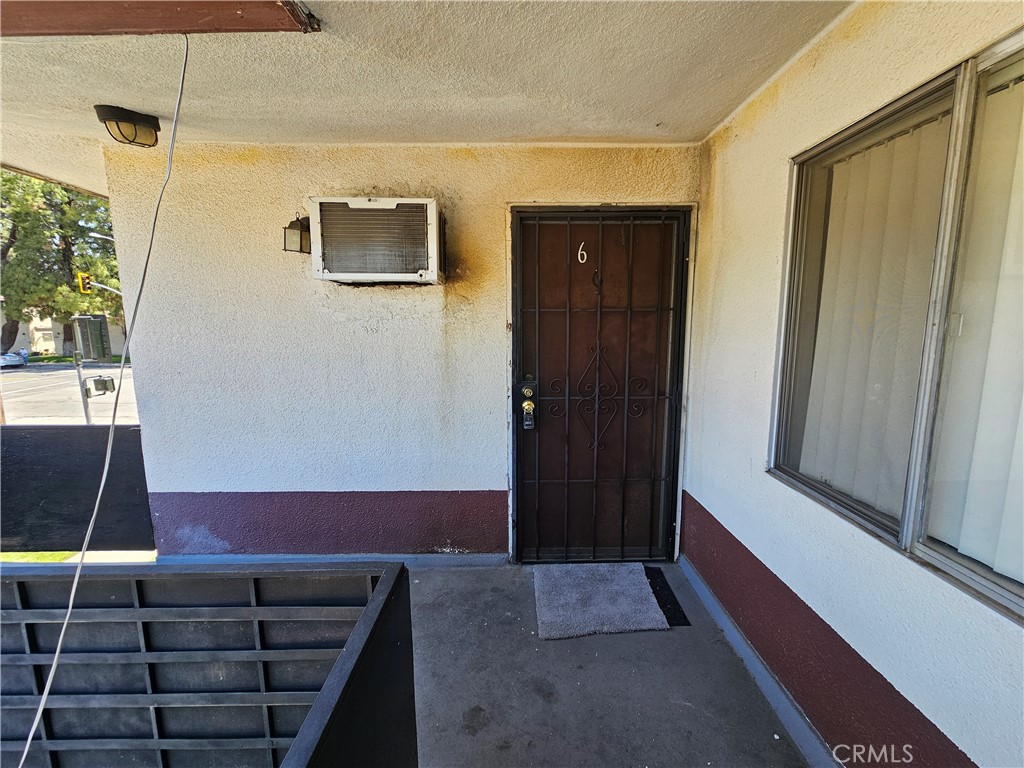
top-left (90, 282), bottom-right (122, 297)
top-left (72, 272), bottom-right (120, 424)
top-left (72, 349), bottom-right (92, 425)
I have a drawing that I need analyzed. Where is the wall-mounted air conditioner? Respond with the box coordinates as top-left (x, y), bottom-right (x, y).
top-left (310, 197), bottom-right (445, 284)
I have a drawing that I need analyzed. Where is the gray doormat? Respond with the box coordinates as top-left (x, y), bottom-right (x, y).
top-left (533, 562), bottom-right (670, 640)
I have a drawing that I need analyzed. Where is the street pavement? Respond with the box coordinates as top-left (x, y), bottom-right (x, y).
top-left (1, 363), bottom-right (138, 425)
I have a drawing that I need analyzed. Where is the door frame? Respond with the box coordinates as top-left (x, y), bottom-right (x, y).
top-left (507, 204), bottom-right (696, 564)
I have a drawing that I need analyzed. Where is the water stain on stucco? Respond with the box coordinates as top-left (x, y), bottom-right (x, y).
top-left (445, 147), bottom-right (480, 163)
top-left (208, 145), bottom-right (270, 166)
top-left (719, 2), bottom-right (889, 142)
top-left (167, 524), bottom-right (232, 554)
top-left (830, 1), bottom-right (887, 46)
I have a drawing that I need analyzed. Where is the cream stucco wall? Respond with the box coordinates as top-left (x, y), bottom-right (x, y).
top-left (104, 144), bottom-right (701, 495)
top-left (690, 3), bottom-right (1023, 766)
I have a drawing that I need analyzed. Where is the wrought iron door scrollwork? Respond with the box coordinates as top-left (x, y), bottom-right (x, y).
top-left (576, 345), bottom-right (619, 449)
top-left (548, 378), bottom-right (567, 417)
top-left (576, 345), bottom-right (619, 397)
top-left (627, 376), bottom-right (649, 417)
top-left (577, 398), bottom-right (618, 449)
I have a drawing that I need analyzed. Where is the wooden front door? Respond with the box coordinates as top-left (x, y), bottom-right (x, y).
top-left (513, 208), bottom-right (690, 562)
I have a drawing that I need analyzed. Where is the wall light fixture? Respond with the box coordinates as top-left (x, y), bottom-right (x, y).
top-left (283, 214), bottom-right (311, 254)
top-left (94, 105), bottom-right (161, 147)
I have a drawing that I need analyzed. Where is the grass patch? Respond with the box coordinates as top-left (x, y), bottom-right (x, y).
top-left (26, 355), bottom-right (129, 364)
top-left (0, 551), bottom-right (75, 563)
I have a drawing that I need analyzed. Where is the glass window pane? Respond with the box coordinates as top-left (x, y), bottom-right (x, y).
top-left (925, 51), bottom-right (1024, 588)
top-left (782, 84), bottom-right (955, 531)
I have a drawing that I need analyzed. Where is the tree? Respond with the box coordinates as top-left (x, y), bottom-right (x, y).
top-left (0, 170), bottom-right (123, 353)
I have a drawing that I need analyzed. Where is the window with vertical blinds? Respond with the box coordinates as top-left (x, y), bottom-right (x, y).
top-left (782, 87), bottom-right (954, 532)
top-left (925, 51), bottom-right (1024, 586)
top-left (774, 36), bottom-right (1023, 615)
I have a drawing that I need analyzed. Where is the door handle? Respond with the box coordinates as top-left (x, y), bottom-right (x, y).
top-left (522, 398), bottom-right (536, 430)
top-left (520, 381), bottom-right (537, 430)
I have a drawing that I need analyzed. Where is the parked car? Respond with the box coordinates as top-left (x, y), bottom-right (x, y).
top-left (1, 352), bottom-right (26, 369)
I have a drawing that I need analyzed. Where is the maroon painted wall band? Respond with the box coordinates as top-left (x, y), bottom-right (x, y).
top-left (149, 490), bottom-right (508, 555)
top-left (682, 492), bottom-right (974, 768)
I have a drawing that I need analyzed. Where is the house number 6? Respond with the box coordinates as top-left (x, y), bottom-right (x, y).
top-left (577, 242), bottom-right (587, 264)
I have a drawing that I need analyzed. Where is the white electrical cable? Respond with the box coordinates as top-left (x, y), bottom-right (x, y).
top-left (16, 33), bottom-right (190, 768)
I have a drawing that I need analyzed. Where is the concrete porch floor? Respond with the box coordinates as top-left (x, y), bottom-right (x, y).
top-left (410, 564), bottom-right (807, 768)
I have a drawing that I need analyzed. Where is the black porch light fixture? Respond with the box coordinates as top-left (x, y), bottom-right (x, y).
top-left (94, 105), bottom-right (161, 147)
top-left (283, 214), bottom-right (311, 254)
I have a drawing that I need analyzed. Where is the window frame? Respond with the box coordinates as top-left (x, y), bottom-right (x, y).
top-left (769, 30), bottom-right (1024, 621)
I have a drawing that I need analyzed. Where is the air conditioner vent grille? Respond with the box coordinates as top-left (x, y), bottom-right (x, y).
top-left (320, 202), bottom-right (428, 274)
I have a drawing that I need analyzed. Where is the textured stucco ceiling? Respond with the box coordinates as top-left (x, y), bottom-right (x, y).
top-left (1, 0), bottom-right (849, 194)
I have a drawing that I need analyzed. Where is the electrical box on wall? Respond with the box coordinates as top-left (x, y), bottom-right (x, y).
top-left (309, 197), bottom-right (446, 284)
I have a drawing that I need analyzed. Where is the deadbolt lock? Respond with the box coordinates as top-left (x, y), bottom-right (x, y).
top-left (521, 386), bottom-right (535, 398)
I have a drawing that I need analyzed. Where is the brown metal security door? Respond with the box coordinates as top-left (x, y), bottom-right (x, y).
top-left (514, 209), bottom-right (689, 563)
